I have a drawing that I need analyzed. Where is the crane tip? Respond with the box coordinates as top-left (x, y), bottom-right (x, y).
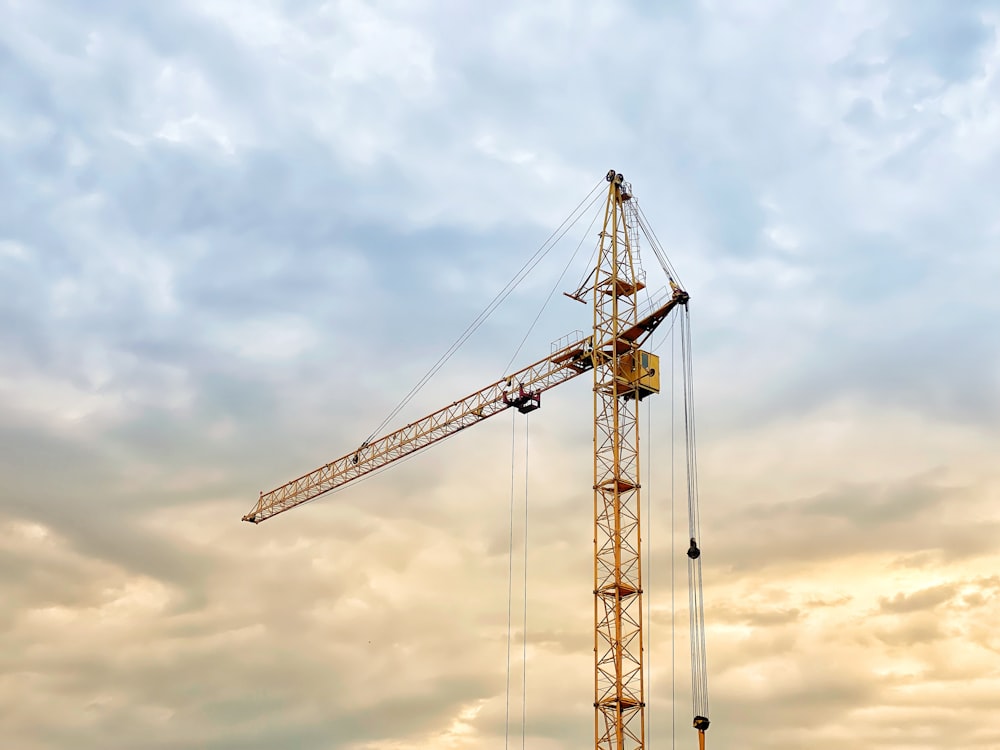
top-left (242, 514), bottom-right (258, 524)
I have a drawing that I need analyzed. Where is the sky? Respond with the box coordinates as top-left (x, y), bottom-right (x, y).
top-left (1, 1), bottom-right (999, 749)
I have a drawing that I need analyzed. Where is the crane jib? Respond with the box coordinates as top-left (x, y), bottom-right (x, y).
top-left (242, 288), bottom-right (688, 524)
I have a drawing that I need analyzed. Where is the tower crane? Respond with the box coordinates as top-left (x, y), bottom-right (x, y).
top-left (243, 170), bottom-right (710, 750)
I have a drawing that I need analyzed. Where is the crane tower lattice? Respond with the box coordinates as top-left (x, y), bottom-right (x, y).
top-left (243, 170), bottom-right (708, 750)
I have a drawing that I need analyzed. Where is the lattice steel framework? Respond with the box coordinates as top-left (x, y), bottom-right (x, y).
top-left (242, 169), bottom-right (696, 750)
top-left (593, 170), bottom-right (645, 750)
top-left (243, 283), bottom-right (683, 525)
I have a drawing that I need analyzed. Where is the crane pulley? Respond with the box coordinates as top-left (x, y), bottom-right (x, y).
top-left (243, 170), bottom-right (710, 750)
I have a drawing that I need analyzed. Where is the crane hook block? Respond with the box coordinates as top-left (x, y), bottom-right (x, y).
top-left (687, 538), bottom-right (701, 560)
top-left (693, 715), bottom-right (710, 731)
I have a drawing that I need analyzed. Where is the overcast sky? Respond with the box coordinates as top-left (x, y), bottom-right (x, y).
top-left (2, 1), bottom-right (999, 749)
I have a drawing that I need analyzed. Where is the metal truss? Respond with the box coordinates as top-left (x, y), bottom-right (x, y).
top-left (243, 293), bottom-right (685, 523)
top-left (593, 171), bottom-right (646, 750)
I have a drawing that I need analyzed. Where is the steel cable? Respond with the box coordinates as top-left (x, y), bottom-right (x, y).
top-left (366, 179), bottom-right (606, 443)
top-left (681, 306), bottom-right (709, 721)
top-left (504, 409), bottom-right (516, 750)
top-left (503, 190), bottom-right (605, 374)
top-left (521, 413), bottom-right (529, 750)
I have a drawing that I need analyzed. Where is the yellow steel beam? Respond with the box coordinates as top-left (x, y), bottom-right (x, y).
top-left (243, 289), bottom-right (684, 525)
top-left (593, 171), bottom-right (647, 750)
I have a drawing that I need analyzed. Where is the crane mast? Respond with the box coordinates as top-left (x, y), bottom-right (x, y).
top-left (243, 170), bottom-right (706, 750)
top-left (593, 169), bottom-right (646, 750)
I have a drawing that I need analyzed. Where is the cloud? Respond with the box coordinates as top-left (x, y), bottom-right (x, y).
top-left (2, 1), bottom-right (999, 749)
top-left (879, 582), bottom-right (959, 614)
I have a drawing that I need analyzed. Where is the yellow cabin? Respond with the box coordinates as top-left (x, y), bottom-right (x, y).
top-left (616, 350), bottom-right (660, 400)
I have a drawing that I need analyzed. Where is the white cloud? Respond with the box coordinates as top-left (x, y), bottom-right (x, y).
top-left (1, 1), bottom-right (999, 749)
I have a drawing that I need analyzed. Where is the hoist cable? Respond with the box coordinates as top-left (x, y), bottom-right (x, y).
top-left (521, 413), bottom-right (530, 750)
top-left (365, 178), bottom-right (605, 443)
top-left (649, 313), bottom-right (679, 360)
top-left (504, 409), bottom-right (517, 750)
top-left (681, 306), bottom-right (709, 723)
top-left (569, 196), bottom-right (612, 301)
top-left (670, 319), bottom-right (677, 750)
top-left (683, 308), bottom-right (707, 717)
top-left (634, 202), bottom-right (684, 289)
top-left (644, 395), bottom-right (653, 744)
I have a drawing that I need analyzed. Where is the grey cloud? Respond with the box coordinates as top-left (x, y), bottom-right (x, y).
top-left (714, 473), bottom-right (999, 574)
top-left (3, 2), bottom-right (1000, 749)
top-left (793, 474), bottom-right (948, 525)
top-left (874, 612), bottom-right (947, 647)
top-left (879, 582), bottom-right (959, 614)
top-left (714, 604), bottom-right (803, 627)
top-left (892, 1), bottom-right (995, 80)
